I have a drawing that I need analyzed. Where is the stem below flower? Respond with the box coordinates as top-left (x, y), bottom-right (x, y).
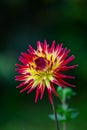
top-left (52, 98), bottom-right (60, 130)
top-left (63, 122), bottom-right (66, 130)
top-left (62, 94), bottom-right (66, 130)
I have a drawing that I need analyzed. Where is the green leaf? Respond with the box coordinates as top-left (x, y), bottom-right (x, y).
top-left (50, 86), bottom-right (79, 123)
top-left (49, 114), bottom-right (55, 120)
top-left (49, 114), bottom-right (66, 122)
top-left (57, 86), bottom-right (63, 100)
top-left (70, 112), bottom-right (79, 119)
top-left (63, 87), bottom-right (72, 98)
top-left (57, 114), bottom-right (66, 121)
top-left (57, 86), bottom-right (76, 100)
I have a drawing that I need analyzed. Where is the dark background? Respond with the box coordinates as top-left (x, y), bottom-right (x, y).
top-left (0, 0), bottom-right (87, 130)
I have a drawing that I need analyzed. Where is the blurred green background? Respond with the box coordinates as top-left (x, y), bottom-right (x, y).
top-left (0, 0), bottom-right (87, 130)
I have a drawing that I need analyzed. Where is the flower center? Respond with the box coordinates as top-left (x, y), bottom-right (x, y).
top-left (35, 57), bottom-right (46, 70)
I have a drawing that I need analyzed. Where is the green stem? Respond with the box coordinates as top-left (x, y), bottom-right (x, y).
top-left (62, 95), bottom-right (66, 130)
top-left (52, 99), bottom-right (60, 130)
top-left (63, 122), bottom-right (66, 130)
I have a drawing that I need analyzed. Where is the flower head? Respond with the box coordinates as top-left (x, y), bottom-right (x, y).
top-left (15, 40), bottom-right (78, 103)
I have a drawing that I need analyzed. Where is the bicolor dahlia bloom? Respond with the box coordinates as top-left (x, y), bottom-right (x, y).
top-left (15, 40), bottom-right (77, 103)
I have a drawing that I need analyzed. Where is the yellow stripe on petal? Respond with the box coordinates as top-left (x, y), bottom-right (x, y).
top-left (32, 74), bottom-right (44, 87)
top-left (38, 52), bottom-right (45, 57)
top-left (26, 76), bottom-right (33, 82)
top-left (46, 53), bottom-right (51, 60)
top-left (32, 80), bottom-right (39, 88)
top-left (48, 74), bottom-right (54, 82)
top-left (52, 57), bottom-right (62, 70)
top-left (45, 79), bottom-right (51, 89)
top-left (52, 52), bottom-right (57, 62)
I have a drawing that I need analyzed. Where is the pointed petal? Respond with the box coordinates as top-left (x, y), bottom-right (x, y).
top-left (40, 84), bottom-right (45, 100)
top-left (20, 81), bottom-right (33, 93)
top-left (15, 68), bottom-right (29, 74)
top-left (37, 41), bottom-right (42, 52)
top-left (58, 79), bottom-right (76, 87)
top-left (61, 49), bottom-right (70, 60)
top-left (54, 73), bottom-right (75, 79)
top-left (52, 79), bottom-right (66, 88)
top-left (21, 52), bottom-right (33, 62)
top-left (49, 40), bottom-right (56, 52)
top-left (62, 55), bottom-right (75, 66)
top-left (15, 75), bottom-right (28, 81)
top-left (27, 86), bottom-right (35, 94)
top-left (43, 40), bottom-right (48, 52)
top-left (15, 64), bottom-right (24, 67)
top-left (47, 88), bottom-right (53, 104)
top-left (35, 87), bottom-right (40, 103)
top-left (59, 64), bottom-right (78, 71)
top-left (28, 45), bottom-right (36, 54)
top-left (19, 56), bottom-right (27, 65)
top-left (16, 82), bottom-right (26, 88)
top-left (55, 43), bottom-right (63, 55)
top-left (50, 82), bottom-right (58, 97)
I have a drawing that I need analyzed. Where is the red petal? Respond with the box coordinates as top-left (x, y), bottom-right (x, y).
top-left (59, 64), bottom-right (78, 71)
top-left (15, 68), bottom-right (29, 74)
top-left (15, 75), bottom-right (28, 81)
top-left (50, 82), bottom-right (58, 97)
top-left (55, 43), bottom-right (63, 55)
top-left (28, 45), bottom-right (36, 54)
top-left (19, 56), bottom-right (27, 65)
top-left (58, 79), bottom-right (75, 87)
top-left (49, 40), bottom-right (56, 52)
top-left (27, 86), bottom-right (35, 94)
top-left (59, 48), bottom-right (70, 61)
top-left (35, 87), bottom-right (40, 103)
top-left (43, 40), bottom-right (48, 52)
top-left (52, 79), bottom-right (66, 87)
top-left (40, 84), bottom-right (45, 100)
top-left (16, 82), bottom-right (26, 88)
top-left (54, 73), bottom-right (75, 79)
top-left (20, 81), bottom-right (33, 93)
top-left (61, 55), bottom-right (75, 66)
top-left (15, 64), bottom-right (24, 67)
top-left (47, 88), bottom-right (53, 104)
top-left (21, 52), bottom-right (33, 62)
top-left (37, 41), bottom-right (42, 52)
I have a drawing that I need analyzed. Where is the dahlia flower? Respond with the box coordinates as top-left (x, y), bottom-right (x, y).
top-left (15, 40), bottom-right (77, 103)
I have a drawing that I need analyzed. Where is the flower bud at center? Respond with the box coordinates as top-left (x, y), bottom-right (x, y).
top-left (35, 57), bottom-right (46, 70)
